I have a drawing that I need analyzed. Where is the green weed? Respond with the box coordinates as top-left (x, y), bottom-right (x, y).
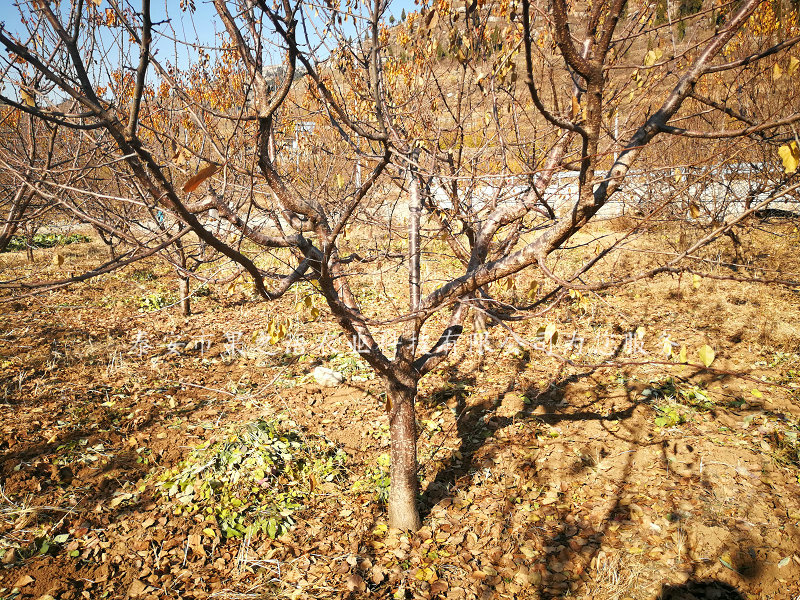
top-left (1, 232), bottom-right (90, 252)
top-left (138, 291), bottom-right (173, 312)
top-left (352, 452), bottom-right (391, 503)
top-left (156, 417), bottom-right (346, 539)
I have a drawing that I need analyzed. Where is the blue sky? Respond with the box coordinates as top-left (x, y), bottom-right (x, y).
top-left (0, 0), bottom-right (420, 97)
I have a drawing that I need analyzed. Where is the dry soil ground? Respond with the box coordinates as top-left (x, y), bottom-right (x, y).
top-left (1, 222), bottom-right (800, 600)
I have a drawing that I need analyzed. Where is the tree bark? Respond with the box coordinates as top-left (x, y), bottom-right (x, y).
top-left (25, 226), bottom-right (34, 263)
top-left (386, 375), bottom-right (421, 531)
top-left (0, 187), bottom-right (30, 253)
top-left (180, 275), bottom-right (191, 316)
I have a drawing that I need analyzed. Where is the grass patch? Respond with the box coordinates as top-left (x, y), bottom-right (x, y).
top-left (2, 232), bottom-right (91, 252)
top-left (155, 417), bottom-right (346, 539)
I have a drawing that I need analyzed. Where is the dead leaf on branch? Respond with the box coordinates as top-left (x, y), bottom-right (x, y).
top-left (779, 141), bottom-right (799, 174)
top-left (183, 164), bottom-right (219, 193)
top-left (20, 89), bottom-right (35, 107)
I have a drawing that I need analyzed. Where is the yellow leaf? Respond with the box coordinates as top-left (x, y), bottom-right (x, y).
top-left (336, 174), bottom-right (343, 189)
top-left (662, 338), bottom-right (673, 356)
top-left (692, 274), bottom-right (701, 289)
top-left (544, 323), bottom-right (557, 343)
top-left (789, 56), bottom-right (800, 76)
top-left (779, 142), bottom-right (800, 174)
top-left (20, 89), bottom-right (35, 107)
top-left (636, 326), bottom-right (646, 340)
top-left (750, 389), bottom-right (763, 398)
top-left (719, 553), bottom-right (735, 571)
top-left (698, 344), bottom-right (715, 368)
top-left (172, 146), bottom-right (193, 166)
top-left (673, 168), bottom-right (682, 183)
top-left (183, 164), bottom-right (219, 193)
top-left (644, 50), bottom-right (657, 67)
top-left (689, 202), bottom-right (700, 219)
top-left (679, 345), bottom-right (687, 364)
top-left (773, 63), bottom-right (783, 80)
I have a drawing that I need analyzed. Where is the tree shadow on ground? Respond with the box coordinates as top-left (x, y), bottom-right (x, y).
top-left (419, 349), bottom-right (637, 519)
top-left (658, 579), bottom-right (745, 599)
top-left (415, 341), bottom-right (763, 599)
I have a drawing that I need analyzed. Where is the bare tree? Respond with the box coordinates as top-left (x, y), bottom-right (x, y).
top-left (1, 0), bottom-right (799, 530)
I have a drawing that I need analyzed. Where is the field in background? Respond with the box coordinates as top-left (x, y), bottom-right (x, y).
top-left (1, 218), bottom-right (800, 600)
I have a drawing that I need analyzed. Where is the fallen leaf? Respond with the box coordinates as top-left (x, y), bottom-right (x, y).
top-left (430, 580), bottom-right (448, 594)
top-left (719, 553), bottom-right (736, 571)
top-left (14, 574), bottom-right (34, 587)
top-left (345, 573), bottom-right (366, 592)
top-left (128, 579), bottom-right (147, 597)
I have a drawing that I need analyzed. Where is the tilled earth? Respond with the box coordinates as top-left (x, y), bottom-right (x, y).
top-left (2, 250), bottom-right (800, 600)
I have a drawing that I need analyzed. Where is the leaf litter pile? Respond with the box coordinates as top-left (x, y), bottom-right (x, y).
top-left (2, 235), bottom-right (800, 600)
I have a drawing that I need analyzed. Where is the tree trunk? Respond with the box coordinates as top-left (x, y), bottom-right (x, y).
top-left (180, 275), bottom-right (191, 316)
top-left (25, 228), bottom-right (34, 263)
top-left (0, 187), bottom-right (31, 253)
top-left (386, 376), bottom-right (421, 531)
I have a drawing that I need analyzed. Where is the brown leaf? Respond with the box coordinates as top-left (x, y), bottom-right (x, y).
top-left (172, 146), bottom-right (193, 166)
top-left (430, 580), bottom-right (448, 595)
top-left (14, 574), bottom-right (34, 588)
top-left (346, 573), bottom-right (366, 592)
top-left (128, 579), bottom-right (147, 597)
top-left (370, 565), bottom-right (385, 585)
top-left (182, 164), bottom-right (219, 193)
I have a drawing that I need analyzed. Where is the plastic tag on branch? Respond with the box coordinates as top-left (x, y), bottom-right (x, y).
top-left (183, 164), bottom-right (219, 193)
top-left (779, 142), bottom-right (799, 174)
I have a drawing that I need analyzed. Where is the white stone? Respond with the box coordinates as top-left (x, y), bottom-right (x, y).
top-left (313, 366), bottom-right (344, 387)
